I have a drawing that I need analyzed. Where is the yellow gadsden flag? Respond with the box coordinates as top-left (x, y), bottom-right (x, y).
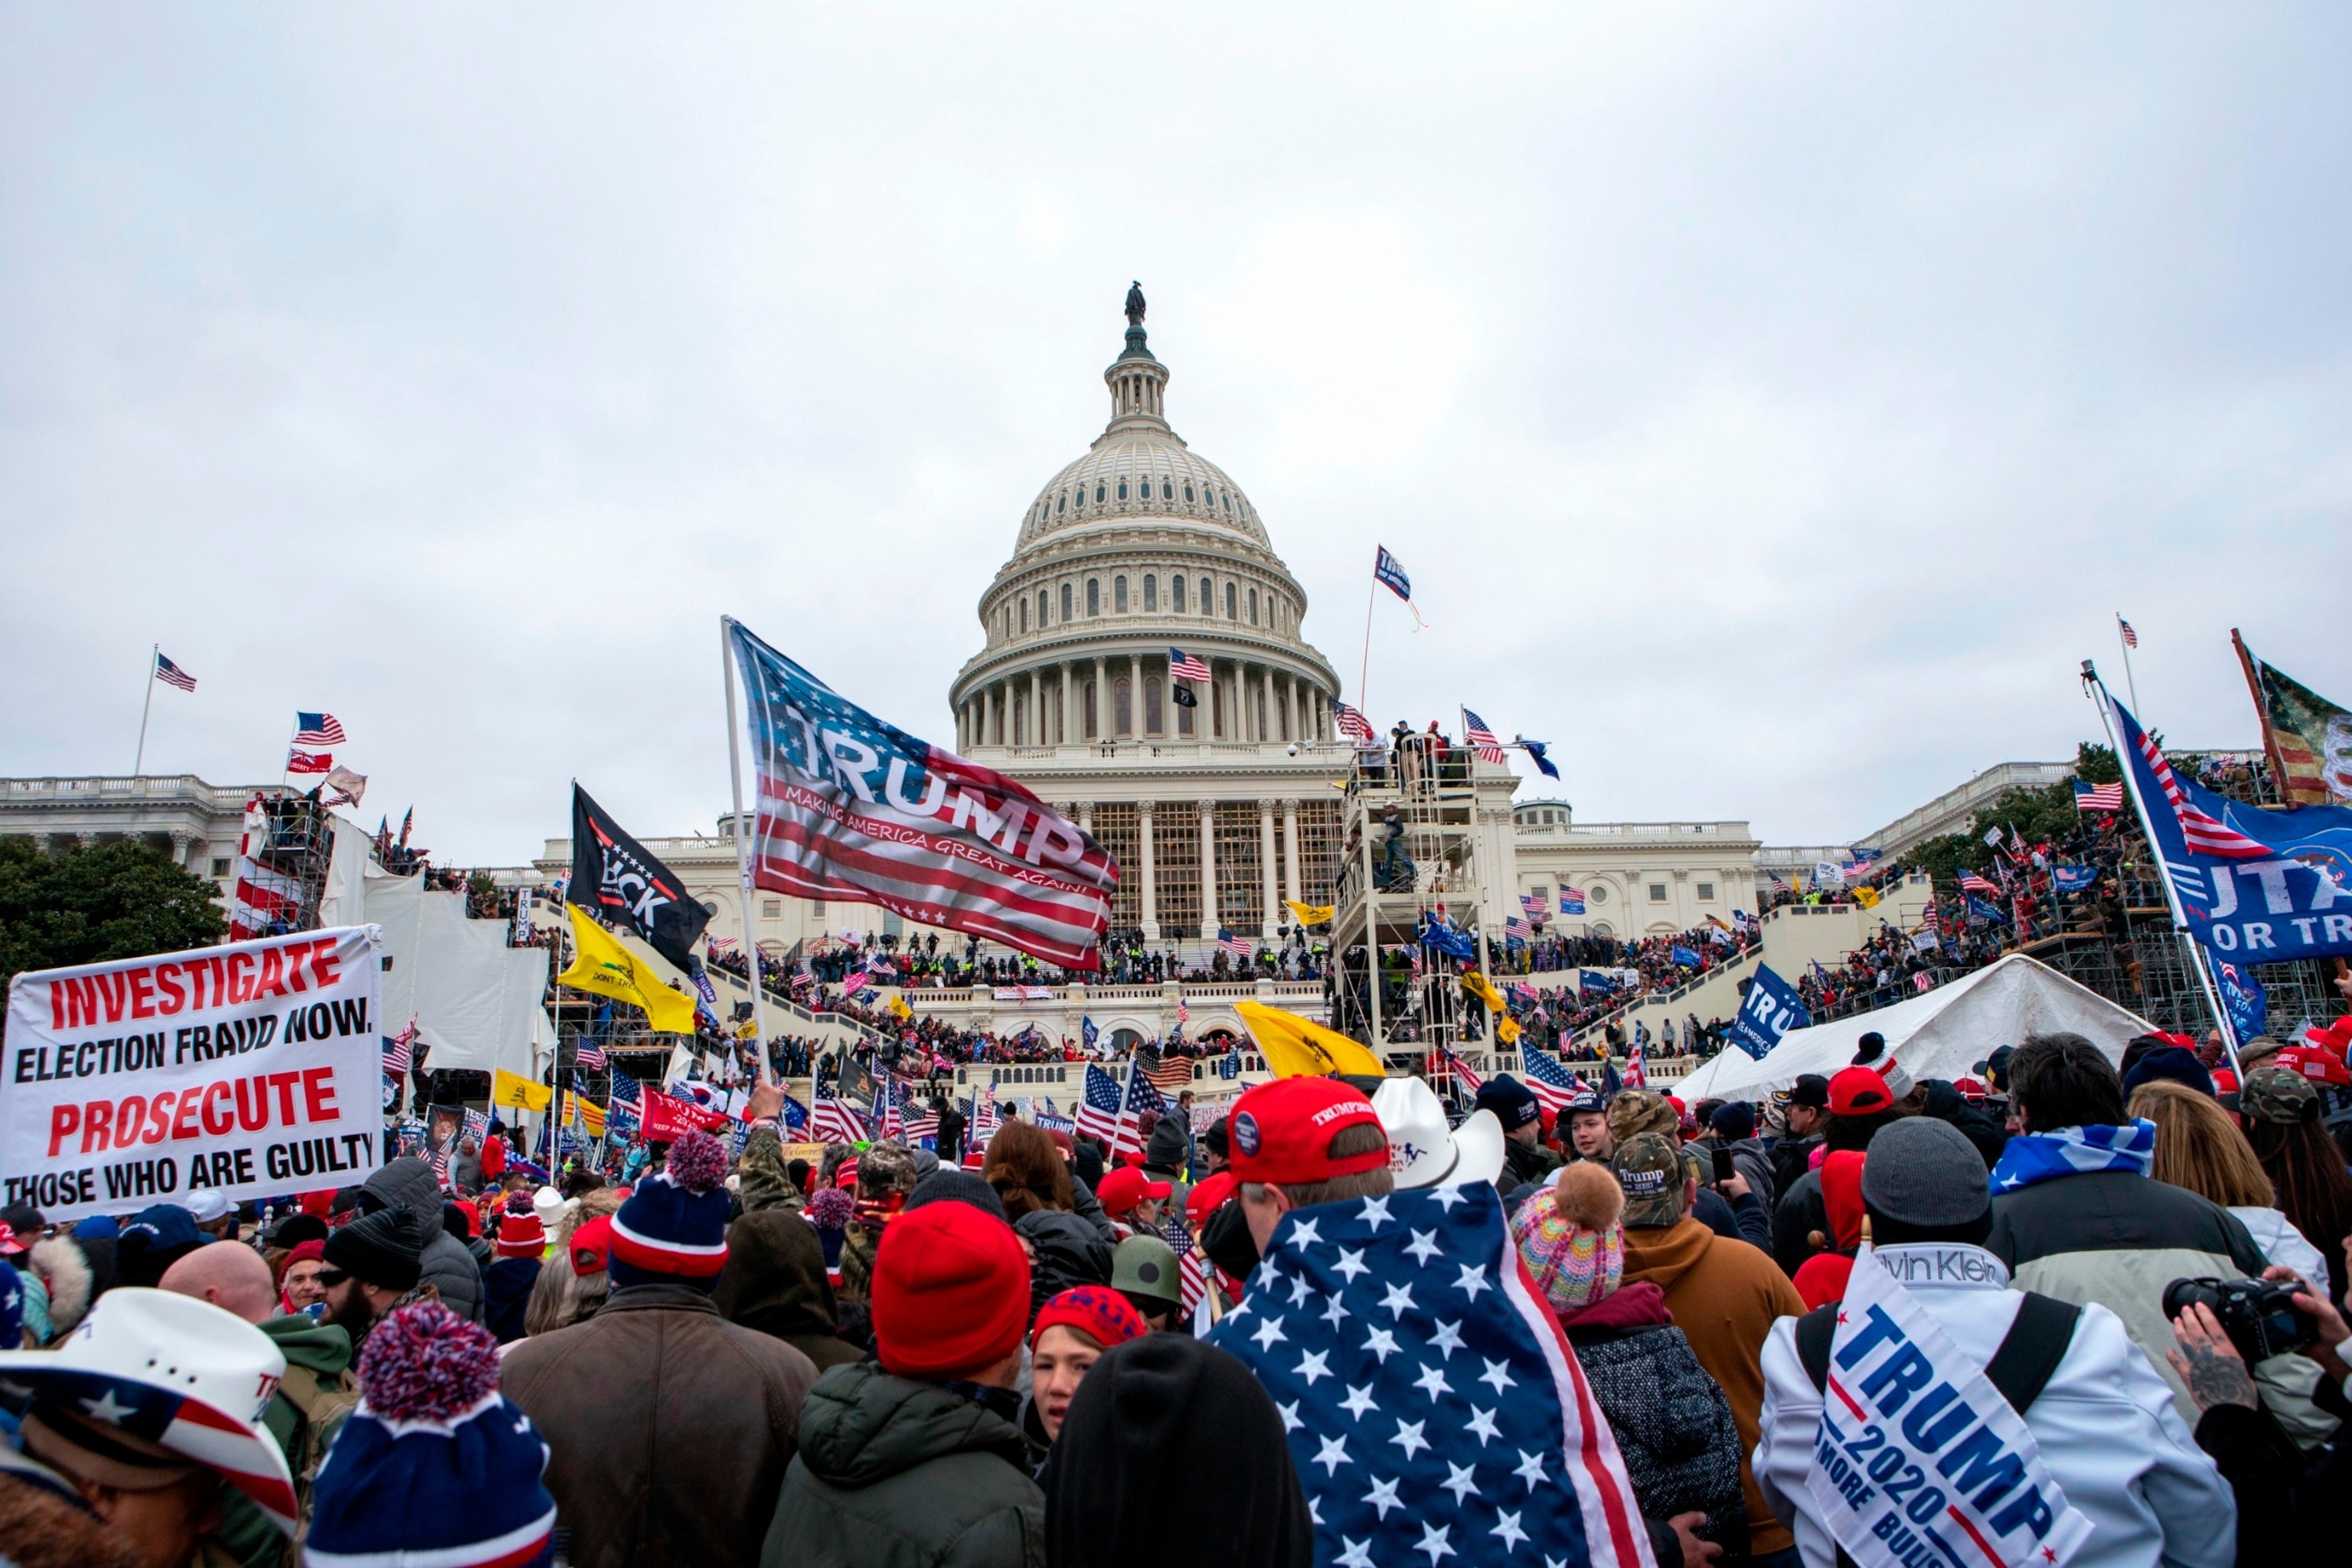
top-left (1853, 885), bottom-right (1881, 910)
top-left (1283, 900), bottom-right (1336, 928)
top-left (491, 1068), bottom-right (553, 1113)
top-left (558, 904), bottom-right (698, 1034)
top-left (1234, 1001), bottom-right (1387, 1080)
top-left (887, 993), bottom-right (913, 1022)
top-left (1459, 970), bottom-right (1508, 1014)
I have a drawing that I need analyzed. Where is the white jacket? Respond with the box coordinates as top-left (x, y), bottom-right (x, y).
top-left (1755, 1243), bottom-right (2235, 1568)
top-left (2230, 1204), bottom-right (2328, 1288)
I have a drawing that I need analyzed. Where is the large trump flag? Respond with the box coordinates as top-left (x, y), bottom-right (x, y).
top-left (728, 619), bottom-right (1118, 971)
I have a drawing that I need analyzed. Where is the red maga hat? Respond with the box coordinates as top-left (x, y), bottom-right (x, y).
top-left (1226, 1077), bottom-right (1386, 1187)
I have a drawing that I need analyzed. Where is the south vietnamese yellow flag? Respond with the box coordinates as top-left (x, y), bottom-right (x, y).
top-left (492, 1068), bottom-right (553, 1113)
top-left (564, 1093), bottom-right (607, 1138)
top-left (557, 903), bottom-right (698, 1034)
top-left (1283, 900), bottom-right (1335, 928)
top-left (1234, 1001), bottom-right (1387, 1079)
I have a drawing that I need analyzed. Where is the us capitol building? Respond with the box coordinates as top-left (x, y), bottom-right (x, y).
top-left (10, 289), bottom-right (2011, 1040)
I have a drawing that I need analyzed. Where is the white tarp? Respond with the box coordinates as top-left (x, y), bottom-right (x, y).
top-left (1676, 953), bottom-right (2154, 1102)
top-left (364, 873), bottom-right (549, 1082)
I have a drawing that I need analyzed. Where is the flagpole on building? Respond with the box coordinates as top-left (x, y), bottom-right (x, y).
top-left (2114, 615), bottom-right (2142, 719)
top-left (132, 644), bottom-right (157, 778)
top-left (1357, 558), bottom-right (1377, 716)
top-left (720, 616), bottom-right (776, 1087)
top-left (2083, 665), bottom-right (2238, 1068)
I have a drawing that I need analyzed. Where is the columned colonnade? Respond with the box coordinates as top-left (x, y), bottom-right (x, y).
top-left (1072, 795), bottom-right (1304, 942)
top-left (956, 655), bottom-right (1332, 750)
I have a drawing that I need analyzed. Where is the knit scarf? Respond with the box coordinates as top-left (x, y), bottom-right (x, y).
top-left (1987, 1120), bottom-right (2155, 1195)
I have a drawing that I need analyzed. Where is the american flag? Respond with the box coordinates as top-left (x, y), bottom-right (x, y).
top-left (964, 1086), bottom-right (1001, 1145)
top-left (286, 750), bottom-right (334, 775)
top-left (901, 1094), bottom-right (941, 1143)
top-left (154, 652), bottom-right (198, 692)
top-left (2118, 616), bottom-right (2138, 649)
top-left (294, 712), bottom-right (347, 746)
top-left (574, 1041), bottom-right (606, 1070)
top-left (1439, 1044), bottom-right (1485, 1093)
top-left (1116, 1060), bottom-right (1165, 1160)
top-left (1218, 930), bottom-right (1255, 962)
top-left (1624, 1034), bottom-right (1647, 1088)
top-left (382, 1023), bottom-right (416, 1080)
top-left (1175, 998), bottom-right (1190, 1027)
top-left (2123, 709), bottom-right (2274, 858)
top-left (1334, 701), bottom-right (1377, 746)
top-left (1503, 915), bottom-right (1531, 941)
top-left (810, 1089), bottom-right (871, 1145)
top-left (1075, 1063), bottom-right (1125, 1145)
top-left (429, 1147), bottom-right (452, 1188)
top-left (1921, 897), bottom-right (1941, 933)
top-left (707, 935), bottom-right (738, 953)
top-left (1135, 1046), bottom-right (1196, 1093)
top-left (1168, 1217), bottom-right (1210, 1318)
top-left (1168, 647), bottom-right (1210, 681)
top-left (1557, 885), bottom-right (1586, 915)
top-left (1204, 1185), bottom-right (1649, 1568)
top-left (1519, 889), bottom-right (1548, 916)
top-left (1461, 708), bottom-right (1509, 766)
top-left (1958, 871), bottom-right (2001, 896)
top-left (1518, 1044), bottom-right (1585, 1113)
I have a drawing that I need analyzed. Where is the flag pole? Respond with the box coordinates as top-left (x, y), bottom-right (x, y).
top-left (1357, 553), bottom-right (1377, 714)
top-left (132, 644), bottom-right (157, 778)
top-left (2230, 629), bottom-right (2293, 802)
top-left (2115, 615), bottom-right (2141, 719)
top-left (720, 616), bottom-right (775, 1087)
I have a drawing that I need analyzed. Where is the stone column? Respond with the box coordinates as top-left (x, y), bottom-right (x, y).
top-left (169, 831), bottom-right (194, 868)
top-left (1060, 666), bottom-right (1076, 746)
top-left (982, 687), bottom-right (995, 747)
top-left (1197, 801), bottom-right (1220, 939)
top-left (1127, 654), bottom-right (1142, 738)
top-left (1258, 799), bottom-right (1279, 940)
top-left (1282, 798), bottom-right (1302, 911)
top-left (1166, 657), bottom-right (1180, 741)
top-left (1029, 669), bottom-right (1042, 747)
top-left (1078, 801), bottom-right (1094, 832)
top-left (1091, 656), bottom-right (1107, 740)
top-left (1138, 800), bottom-right (1159, 941)
top-left (1287, 676), bottom-right (1302, 744)
top-left (1263, 667), bottom-right (1276, 743)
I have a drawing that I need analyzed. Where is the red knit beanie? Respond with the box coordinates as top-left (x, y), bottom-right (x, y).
top-left (1030, 1285), bottom-right (1148, 1353)
top-left (870, 1200), bottom-right (1031, 1382)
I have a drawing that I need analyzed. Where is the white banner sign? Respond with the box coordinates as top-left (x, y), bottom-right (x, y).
top-left (1806, 1246), bottom-right (2092, 1568)
top-left (3, 926), bottom-right (384, 1222)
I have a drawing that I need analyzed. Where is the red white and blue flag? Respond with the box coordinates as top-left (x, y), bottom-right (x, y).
top-left (294, 712), bottom-right (346, 746)
top-left (1218, 929), bottom-right (1255, 961)
top-left (574, 1041), bottom-right (606, 1071)
top-left (1958, 871), bottom-right (2001, 897)
top-left (1169, 647), bottom-right (1210, 682)
top-left (154, 652), bottom-right (198, 692)
top-left (1334, 701), bottom-right (1377, 746)
top-left (1520, 1043), bottom-right (1586, 1112)
top-left (1075, 1063), bottom-right (1125, 1145)
top-left (286, 750), bottom-right (333, 775)
top-left (2118, 616), bottom-right (2138, 649)
top-left (729, 620), bottom-right (1117, 971)
top-left (1462, 708), bottom-right (1510, 766)
top-left (1439, 1044), bottom-right (1485, 1093)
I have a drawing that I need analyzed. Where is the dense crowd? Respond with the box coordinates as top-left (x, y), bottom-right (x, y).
top-left (8, 989), bottom-right (2352, 1567)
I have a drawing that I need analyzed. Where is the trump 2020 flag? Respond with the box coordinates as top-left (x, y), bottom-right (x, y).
top-left (728, 619), bottom-right (1118, 971)
top-left (1207, 1184), bottom-right (1652, 1568)
top-left (1726, 964), bottom-right (1809, 1060)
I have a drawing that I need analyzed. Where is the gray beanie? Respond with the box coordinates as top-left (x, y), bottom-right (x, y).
top-left (1860, 1117), bottom-right (1989, 1228)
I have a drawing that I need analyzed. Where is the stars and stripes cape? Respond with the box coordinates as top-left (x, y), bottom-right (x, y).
top-left (1205, 1184), bottom-right (1652, 1568)
top-left (727, 618), bottom-right (1118, 970)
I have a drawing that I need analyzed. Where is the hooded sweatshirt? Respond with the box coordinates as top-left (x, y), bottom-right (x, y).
top-left (1040, 1334), bottom-right (1313, 1568)
top-left (715, 1209), bottom-right (864, 1372)
top-left (359, 1158), bottom-right (485, 1322)
top-left (1622, 1217), bottom-right (1805, 1556)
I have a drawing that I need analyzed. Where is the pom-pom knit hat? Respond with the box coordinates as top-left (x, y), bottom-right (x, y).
top-left (1512, 1163), bottom-right (1625, 1312)
top-left (302, 1300), bottom-right (556, 1568)
top-left (494, 1194), bottom-right (546, 1260)
top-left (609, 1129), bottom-right (732, 1287)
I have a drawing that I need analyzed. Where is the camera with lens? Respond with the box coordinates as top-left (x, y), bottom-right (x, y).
top-left (2162, 1276), bottom-right (2319, 1364)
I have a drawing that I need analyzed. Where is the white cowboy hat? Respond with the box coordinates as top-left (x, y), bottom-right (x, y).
top-left (0, 1287), bottom-right (296, 1534)
top-left (1372, 1076), bottom-right (1507, 1190)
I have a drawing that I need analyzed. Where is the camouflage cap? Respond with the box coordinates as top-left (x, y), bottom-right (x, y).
top-left (1606, 1089), bottom-right (1678, 1145)
top-left (2240, 1065), bottom-right (2318, 1126)
top-left (1612, 1132), bottom-right (1687, 1228)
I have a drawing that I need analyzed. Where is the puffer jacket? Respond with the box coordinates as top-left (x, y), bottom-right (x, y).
top-left (359, 1158), bottom-right (485, 1323)
top-left (505, 1282), bottom-right (818, 1568)
top-left (763, 1363), bottom-right (1044, 1568)
top-left (1014, 1210), bottom-right (1112, 1325)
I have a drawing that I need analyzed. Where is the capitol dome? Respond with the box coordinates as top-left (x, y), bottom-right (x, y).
top-left (950, 287), bottom-right (1341, 759)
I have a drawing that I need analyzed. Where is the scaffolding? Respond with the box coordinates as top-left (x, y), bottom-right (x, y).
top-left (242, 788), bottom-right (336, 935)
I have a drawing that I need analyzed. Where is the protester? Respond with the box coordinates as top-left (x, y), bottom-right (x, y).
top-left (277, 1240), bottom-right (327, 1316)
top-left (1040, 1334), bottom-right (1315, 1568)
top-left (714, 1206), bottom-right (865, 1372)
top-left (1109, 1234), bottom-right (1185, 1331)
top-left (1785, 1150), bottom-right (1864, 1309)
top-left (2131, 1077), bottom-right (2332, 1286)
top-left (1095, 1167), bottom-right (1171, 1237)
top-left (320, 1207), bottom-right (433, 1349)
top-left (763, 1200), bottom-right (1043, 1567)
top-left (523, 1202), bottom-right (619, 1338)
top-left (1615, 1131), bottom-right (1806, 1563)
top-left (736, 1125), bottom-right (809, 1215)
top-left (302, 1299), bottom-right (558, 1568)
top-left (1514, 1162), bottom-right (1745, 1566)
top-left (1757, 1117), bottom-right (2236, 1568)
top-left (506, 1129), bottom-right (818, 1567)
top-left (1984, 1032), bottom-right (2269, 1423)
top-left (1230, 1076), bottom-right (1393, 1251)
top-left (1772, 1066), bottom-right (1896, 1276)
top-left (356, 1157), bottom-right (486, 1322)
top-left (1764, 1074), bottom-right (1829, 1196)
top-left (483, 1192), bottom-right (547, 1345)
top-left (1475, 1073), bottom-right (1563, 1191)
top-left (2239, 1063), bottom-right (2352, 1303)
top-left (838, 1141), bottom-right (922, 1305)
top-left (1028, 1286), bottom-right (1148, 1444)
top-left (1563, 1083), bottom-right (1615, 1163)
top-left (1612, 1089), bottom-right (1768, 1250)
top-left (0, 1288), bottom-right (294, 1568)
top-left (114, 1204), bottom-right (207, 1290)
top-left (1705, 1100), bottom-right (1776, 1210)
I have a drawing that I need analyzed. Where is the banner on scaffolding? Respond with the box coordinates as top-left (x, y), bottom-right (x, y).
top-left (2, 927), bottom-right (384, 1222)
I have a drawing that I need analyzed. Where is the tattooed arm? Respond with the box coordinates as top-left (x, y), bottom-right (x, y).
top-left (2166, 1302), bottom-right (2259, 1411)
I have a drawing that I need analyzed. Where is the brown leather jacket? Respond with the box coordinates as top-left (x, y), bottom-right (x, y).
top-left (503, 1282), bottom-right (818, 1568)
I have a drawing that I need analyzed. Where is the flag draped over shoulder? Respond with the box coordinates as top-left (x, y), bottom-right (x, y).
top-left (729, 620), bottom-right (1118, 971)
top-left (1205, 1184), bottom-right (1653, 1568)
top-left (1235, 1001), bottom-right (1387, 1079)
top-left (557, 904), bottom-right (699, 1034)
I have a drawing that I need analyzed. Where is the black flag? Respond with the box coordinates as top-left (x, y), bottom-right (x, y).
top-left (1171, 684), bottom-right (1197, 708)
top-left (569, 785), bottom-right (711, 973)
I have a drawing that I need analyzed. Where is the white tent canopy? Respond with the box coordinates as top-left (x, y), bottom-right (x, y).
top-left (1677, 954), bottom-right (2158, 1102)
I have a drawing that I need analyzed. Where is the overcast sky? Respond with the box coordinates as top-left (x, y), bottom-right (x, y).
top-left (5, 5), bottom-right (2347, 864)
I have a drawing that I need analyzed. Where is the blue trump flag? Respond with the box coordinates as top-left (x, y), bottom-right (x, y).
top-left (2213, 959), bottom-right (2268, 1044)
top-left (1578, 969), bottom-right (1619, 996)
top-left (1669, 944), bottom-right (1701, 968)
top-left (1725, 964), bottom-right (1809, 1060)
top-left (1206, 1184), bottom-right (1651, 1568)
top-left (2050, 864), bottom-right (2099, 894)
top-left (1964, 895), bottom-right (2007, 924)
top-left (2105, 684), bottom-right (2352, 962)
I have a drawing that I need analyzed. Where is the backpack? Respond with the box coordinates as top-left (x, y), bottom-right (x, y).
top-left (1793, 1292), bottom-right (2079, 1568)
top-left (273, 1361), bottom-right (363, 1548)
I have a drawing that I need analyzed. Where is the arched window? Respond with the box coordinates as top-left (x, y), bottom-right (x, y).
top-left (1200, 576), bottom-right (1212, 614)
top-left (1161, 479), bottom-right (1173, 499)
top-left (1018, 599), bottom-right (1029, 633)
top-left (1061, 583), bottom-right (1073, 621)
top-left (1057, 492), bottom-right (1066, 514)
top-left (1225, 583), bottom-right (1237, 619)
top-left (1114, 577), bottom-right (1129, 612)
top-left (1095, 484), bottom-right (1106, 504)
top-left (1143, 574), bottom-right (1157, 612)
top-left (1249, 588), bottom-right (1259, 626)
top-left (1113, 677), bottom-right (1132, 737)
top-left (1144, 678), bottom-right (1163, 734)
top-left (1223, 492), bottom-right (1232, 511)
top-left (1171, 575), bottom-right (1186, 613)
top-left (1086, 580), bottom-right (1100, 617)
top-left (1184, 482), bottom-right (1195, 503)
top-left (1037, 589), bottom-right (1050, 626)
top-left (1117, 479), bottom-right (1129, 501)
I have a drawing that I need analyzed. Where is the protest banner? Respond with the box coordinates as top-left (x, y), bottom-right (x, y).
top-left (638, 1086), bottom-right (733, 1142)
top-left (3, 927), bottom-right (384, 1223)
top-left (1806, 1246), bottom-right (2093, 1568)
